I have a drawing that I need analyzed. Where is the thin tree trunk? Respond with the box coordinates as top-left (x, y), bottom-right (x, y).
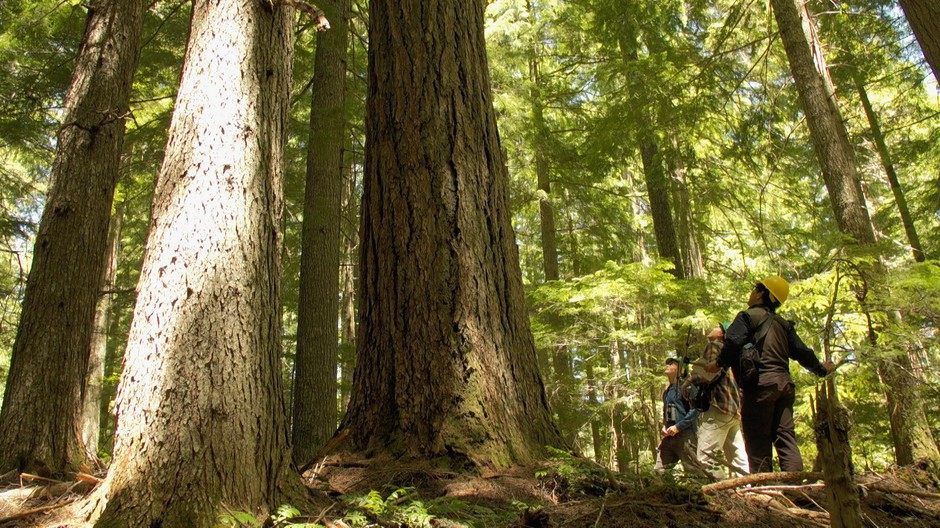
top-left (86, 2), bottom-right (301, 525)
top-left (898, 0), bottom-right (940, 86)
top-left (771, 0), bottom-right (940, 468)
top-left (339, 0), bottom-right (562, 467)
top-left (815, 380), bottom-right (862, 528)
top-left (0, 0), bottom-right (147, 475)
top-left (608, 340), bottom-right (629, 472)
top-left (339, 162), bottom-right (358, 414)
top-left (292, 0), bottom-right (350, 466)
top-left (852, 72), bottom-right (925, 262)
top-left (616, 30), bottom-right (684, 277)
top-left (82, 202), bottom-right (124, 462)
top-left (669, 141), bottom-right (704, 278)
top-left (585, 361), bottom-right (605, 465)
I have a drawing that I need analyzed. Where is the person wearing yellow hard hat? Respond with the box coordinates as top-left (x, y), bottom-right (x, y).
top-left (706, 276), bottom-right (834, 474)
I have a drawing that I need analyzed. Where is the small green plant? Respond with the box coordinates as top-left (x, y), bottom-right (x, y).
top-left (342, 487), bottom-right (435, 527)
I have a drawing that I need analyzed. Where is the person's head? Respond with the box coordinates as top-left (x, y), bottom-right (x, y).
top-left (748, 276), bottom-right (789, 311)
top-left (707, 325), bottom-right (725, 342)
top-left (664, 357), bottom-right (680, 378)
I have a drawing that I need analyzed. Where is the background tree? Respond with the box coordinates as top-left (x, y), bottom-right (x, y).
top-left (86, 1), bottom-right (303, 525)
top-left (770, 0), bottom-right (939, 468)
top-left (898, 0), bottom-right (940, 85)
top-left (0, 0), bottom-right (147, 474)
top-left (292, 0), bottom-right (351, 466)
top-left (339, 0), bottom-right (563, 467)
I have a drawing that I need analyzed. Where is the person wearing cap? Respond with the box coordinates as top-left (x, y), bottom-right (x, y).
top-left (707, 277), bottom-right (835, 473)
top-left (654, 357), bottom-right (700, 472)
top-left (694, 324), bottom-right (749, 479)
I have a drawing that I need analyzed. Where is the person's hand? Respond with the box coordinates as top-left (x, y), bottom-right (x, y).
top-left (822, 360), bottom-right (836, 375)
top-left (705, 360), bottom-right (720, 373)
top-left (665, 425), bottom-right (679, 437)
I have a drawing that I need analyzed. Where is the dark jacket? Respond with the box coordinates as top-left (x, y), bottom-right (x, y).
top-left (716, 305), bottom-right (828, 387)
top-left (663, 381), bottom-right (700, 433)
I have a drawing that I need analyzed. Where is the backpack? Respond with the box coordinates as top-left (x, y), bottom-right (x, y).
top-left (684, 370), bottom-right (725, 412)
top-left (737, 309), bottom-right (776, 388)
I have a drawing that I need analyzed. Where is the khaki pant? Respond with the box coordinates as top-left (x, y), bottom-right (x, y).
top-left (696, 407), bottom-right (749, 479)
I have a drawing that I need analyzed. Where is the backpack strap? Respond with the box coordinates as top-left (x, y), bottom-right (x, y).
top-left (748, 307), bottom-right (776, 349)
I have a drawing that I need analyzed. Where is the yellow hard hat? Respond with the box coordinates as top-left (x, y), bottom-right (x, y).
top-left (761, 276), bottom-right (789, 304)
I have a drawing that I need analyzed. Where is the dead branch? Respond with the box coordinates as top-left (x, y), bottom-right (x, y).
top-left (863, 483), bottom-right (940, 500)
top-left (0, 500), bottom-right (70, 525)
top-left (702, 471), bottom-right (823, 494)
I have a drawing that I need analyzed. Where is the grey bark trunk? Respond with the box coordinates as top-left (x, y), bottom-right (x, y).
top-left (292, 0), bottom-right (350, 466)
top-left (0, 0), bottom-right (146, 475)
top-left (87, 2), bottom-right (301, 525)
top-left (771, 0), bottom-right (940, 468)
top-left (898, 0), bottom-right (940, 86)
top-left (339, 0), bottom-right (562, 467)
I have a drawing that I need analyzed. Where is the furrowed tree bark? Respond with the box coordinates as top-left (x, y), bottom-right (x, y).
top-left (898, 0), bottom-right (940, 86)
top-left (339, 0), bottom-right (563, 468)
top-left (85, 1), bottom-right (302, 525)
top-left (0, 0), bottom-right (147, 475)
top-left (771, 0), bottom-right (940, 468)
top-left (293, 0), bottom-right (350, 467)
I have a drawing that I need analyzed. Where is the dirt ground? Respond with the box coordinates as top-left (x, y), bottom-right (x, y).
top-left (2, 456), bottom-right (939, 527)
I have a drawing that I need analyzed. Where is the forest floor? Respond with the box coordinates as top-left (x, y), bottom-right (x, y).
top-left (1, 454), bottom-right (940, 527)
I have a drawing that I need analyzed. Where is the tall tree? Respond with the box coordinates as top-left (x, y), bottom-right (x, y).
top-left (292, 0), bottom-right (351, 466)
top-left (0, 0), bottom-right (147, 474)
top-left (851, 71), bottom-right (926, 262)
top-left (82, 202), bottom-right (125, 460)
top-left (86, 1), bottom-right (304, 525)
top-left (615, 10), bottom-right (684, 278)
top-left (770, 0), bottom-right (940, 468)
top-left (339, 0), bottom-right (563, 467)
top-left (898, 0), bottom-right (940, 85)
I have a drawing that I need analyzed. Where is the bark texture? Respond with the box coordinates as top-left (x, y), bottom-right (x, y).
top-left (292, 0), bottom-right (350, 466)
top-left (772, 0), bottom-right (940, 468)
top-left (87, 2), bottom-right (300, 526)
top-left (340, 0), bottom-right (562, 468)
top-left (0, 0), bottom-right (146, 475)
top-left (899, 0), bottom-right (940, 86)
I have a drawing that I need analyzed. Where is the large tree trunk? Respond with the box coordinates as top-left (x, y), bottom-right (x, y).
top-left (292, 0), bottom-right (350, 466)
top-left (898, 0), bottom-right (940, 86)
top-left (82, 202), bottom-right (125, 462)
top-left (86, 2), bottom-right (301, 525)
top-left (0, 0), bottom-right (146, 475)
top-left (339, 0), bottom-right (562, 467)
top-left (852, 72), bottom-right (925, 262)
top-left (771, 0), bottom-right (940, 468)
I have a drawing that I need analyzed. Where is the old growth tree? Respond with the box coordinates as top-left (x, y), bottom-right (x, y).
top-left (339, 0), bottom-right (563, 467)
top-left (0, 0), bottom-right (147, 475)
top-left (86, 1), bottom-right (302, 525)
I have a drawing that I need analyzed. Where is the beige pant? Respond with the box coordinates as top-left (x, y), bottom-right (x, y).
top-left (697, 407), bottom-right (749, 479)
